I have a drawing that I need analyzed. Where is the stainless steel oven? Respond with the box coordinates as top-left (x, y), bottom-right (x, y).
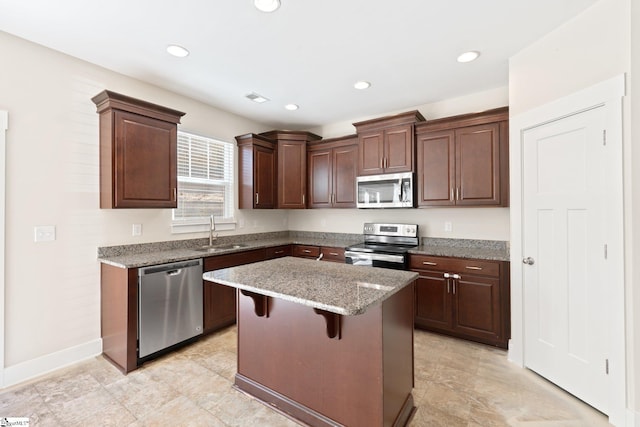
top-left (345, 223), bottom-right (418, 270)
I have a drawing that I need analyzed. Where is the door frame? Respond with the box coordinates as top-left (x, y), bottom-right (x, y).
top-left (0, 111), bottom-right (7, 387)
top-left (509, 74), bottom-right (626, 425)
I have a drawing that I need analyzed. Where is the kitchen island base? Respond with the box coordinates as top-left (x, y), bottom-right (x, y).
top-left (234, 284), bottom-right (415, 427)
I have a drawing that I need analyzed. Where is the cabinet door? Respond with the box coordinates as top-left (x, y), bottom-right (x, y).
top-left (114, 111), bottom-right (177, 208)
top-left (203, 249), bottom-right (266, 334)
top-left (416, 130), bottom-right (455, 206)
top-left (308, 149), bottom-right (332, 208)
top-left (203, 283), bottom-right (236, 334)
top-left (452, 274), bottom-right (501, 342)
top-left (358, 130), bottom-right (384, 175)
top-left (455, 123), bottom-right (501, 206)
top-left (278, 141), bottom-right (306, 209)
top-left (254, 145), bottom-right (276, 208)
top-left (414, 271), bottom-right (453, 332)
top-left (384, 124), bottom-right (413, 174)
top-left (332, 145), bottom-right (358, 208)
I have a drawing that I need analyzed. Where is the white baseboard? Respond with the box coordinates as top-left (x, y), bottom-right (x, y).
top-left (2, 339), bottom-right (102, 388)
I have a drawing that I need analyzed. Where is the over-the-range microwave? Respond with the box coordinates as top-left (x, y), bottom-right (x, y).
top-left (356, 172), bottom-right (414, 208)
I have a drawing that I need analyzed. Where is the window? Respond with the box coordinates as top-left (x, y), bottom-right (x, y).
top-left (172, 131), bottom-right (235, 232)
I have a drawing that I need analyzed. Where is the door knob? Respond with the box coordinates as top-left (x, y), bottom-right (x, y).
top-left (522, 257), bottom-right (535, 265)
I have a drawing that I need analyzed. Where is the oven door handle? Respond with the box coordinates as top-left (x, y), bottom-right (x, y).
top-left (345, 251), bottom-right (405, 264)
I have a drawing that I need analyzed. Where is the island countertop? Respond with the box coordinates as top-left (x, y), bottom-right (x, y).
top-left (203, 256), bottom-right (418, 316)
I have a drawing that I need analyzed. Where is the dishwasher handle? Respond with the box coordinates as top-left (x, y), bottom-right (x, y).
top-left (138, 259), bottom-right (202, 276)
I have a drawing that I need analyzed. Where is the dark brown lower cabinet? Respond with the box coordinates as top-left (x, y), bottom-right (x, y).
top-left (410, 254), bottom-right (510, 348)
top-left (203, 249), bottom-right (266, 334)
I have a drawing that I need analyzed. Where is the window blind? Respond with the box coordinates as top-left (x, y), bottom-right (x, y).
top-left (173, 131), bottom-right (234, 223)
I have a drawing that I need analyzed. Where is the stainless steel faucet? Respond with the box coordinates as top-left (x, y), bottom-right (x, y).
top-left (209, 214), bottom-right (217, 246)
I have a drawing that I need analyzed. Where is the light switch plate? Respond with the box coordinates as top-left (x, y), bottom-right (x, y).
top-left (444, 222), bottom-right (453, 232)
top-left (34, 225), bottom-right (56, 242)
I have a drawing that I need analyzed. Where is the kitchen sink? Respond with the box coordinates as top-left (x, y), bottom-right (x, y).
top-left (194, 243), bottom-right (249, 253)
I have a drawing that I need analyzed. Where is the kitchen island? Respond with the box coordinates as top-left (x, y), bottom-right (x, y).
top-left (203, 257), bottom-right (418, 427)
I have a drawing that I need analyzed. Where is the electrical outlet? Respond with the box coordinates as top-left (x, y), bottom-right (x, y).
top-left (34, 225), bottom-right (56, 242)
top-left (132, 224), bottom-right (142, 236)
top-left (444, 222), bottom-right (453, 232)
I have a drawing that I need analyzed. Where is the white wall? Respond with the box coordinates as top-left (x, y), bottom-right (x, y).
top-left (508, 0), bottom-right (636, 421)
top-left (0, 31), bottom-right (285, 374)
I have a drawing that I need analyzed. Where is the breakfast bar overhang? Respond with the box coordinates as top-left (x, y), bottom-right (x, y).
top-left (203, 256), bottom-right (418, 427)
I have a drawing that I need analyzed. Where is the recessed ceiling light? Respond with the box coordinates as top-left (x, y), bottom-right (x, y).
top-left (254, 0), bottom-right (281, 12)
top-left (285, 104), bottom-right (299, 111)
top-left (354, 81), bottom-right (371, 90)
top-left (457, 51), bottom-right (480, 63)
top-left (166, 44), bottom-right (189, 58)
top-left (246, 92), bottom-right (270, 103)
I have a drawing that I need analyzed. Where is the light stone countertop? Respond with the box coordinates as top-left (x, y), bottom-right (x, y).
top-left (203, 257), bottom-right (418, 316)
top-left (97, 232), bottom-right (510, 269)
top-left (98, 236), bottom-right (361, 269)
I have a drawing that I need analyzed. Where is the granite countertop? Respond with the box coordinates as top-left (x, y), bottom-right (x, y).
top-left (97, 232), bottom-right (510, 268)
top-left (204, 257), bottom-right (418, 316)
top-left (409, 238), bottom-right (510, 262)
top-left (98, 234), bottom-right (362, 269)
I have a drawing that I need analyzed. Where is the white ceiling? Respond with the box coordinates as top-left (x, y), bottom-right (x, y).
top-left (0, 0), bottom-right (598, 129)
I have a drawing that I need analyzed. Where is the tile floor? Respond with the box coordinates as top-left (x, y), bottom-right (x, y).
top-left (0, 327), bottom-right (610, 426)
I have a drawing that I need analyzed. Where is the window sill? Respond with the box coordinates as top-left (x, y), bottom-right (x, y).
top-left (171, 219), bottom-right (236, 234)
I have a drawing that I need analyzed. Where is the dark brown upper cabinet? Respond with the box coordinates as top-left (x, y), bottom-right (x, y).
top-left (307, 135), bottom-right (358, 208)
top-left (353, 111), bottom-right (425, 176)
top-left (415, 107), bottom-right (509, 207)
top-left (235, 133), bottom-right (276, 209)
top-left (260, 130), bottom-right (322, 209)
top-left (92, 90), bottom-right (185, 209)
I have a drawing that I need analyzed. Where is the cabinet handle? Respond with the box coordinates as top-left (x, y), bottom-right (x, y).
top-left (456, 187), bottom-right (460, 201)
top-left (173, 188), bottom-right (177, 202)
top-left (465, 266), bottom-right (483, 271)
top-left (450, 187), bottom-right (454, 201)
top-left (452, 281), bottom-right (456, 294)
top-left (303, 249), bottom-right (311, 253)
top-left (447, 280), bottom-right (451, 294)
top-left (329, 252), bottom-right (339, 256)
top-left (256, 193), bottom-right (259, 205)
top-left (275, 250), bottom-right (284, 254)
top-left (302, 194), bottom-right (305, 205)
top-left (423, 261), bottom-right (437, 266)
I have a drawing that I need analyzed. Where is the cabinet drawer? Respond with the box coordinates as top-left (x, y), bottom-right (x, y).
top-left (320, 246), bottom-right (345, 263)
top-left (409, 254), bottom-right (500, 277)
top-left (266, 245), bottom-right (292, 259)
top-left (293, 245), bottom-right (320, 258)
top-left (204, 249), bottom-right (266, 271)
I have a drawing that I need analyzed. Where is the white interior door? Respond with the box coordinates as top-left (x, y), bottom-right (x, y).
top-left (522, 106), bottom-right (610, 414)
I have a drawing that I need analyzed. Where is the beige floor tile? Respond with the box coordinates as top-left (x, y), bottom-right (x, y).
top-left (0, 327), bottom-right (613, 427)
top-left (128, 395), bottom-right (227, 427)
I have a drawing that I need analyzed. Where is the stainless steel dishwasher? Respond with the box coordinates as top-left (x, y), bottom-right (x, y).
top-left (138, 259), bottom-right (203, 359)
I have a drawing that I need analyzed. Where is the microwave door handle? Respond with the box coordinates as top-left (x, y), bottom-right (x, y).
top-left (399, 179), bottom-right (404, 202)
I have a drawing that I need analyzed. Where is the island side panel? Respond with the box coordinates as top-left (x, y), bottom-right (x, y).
top-left (235, 288), bottom-right (414, 427)
top-left (382, 282), bottom-right (416, 426)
